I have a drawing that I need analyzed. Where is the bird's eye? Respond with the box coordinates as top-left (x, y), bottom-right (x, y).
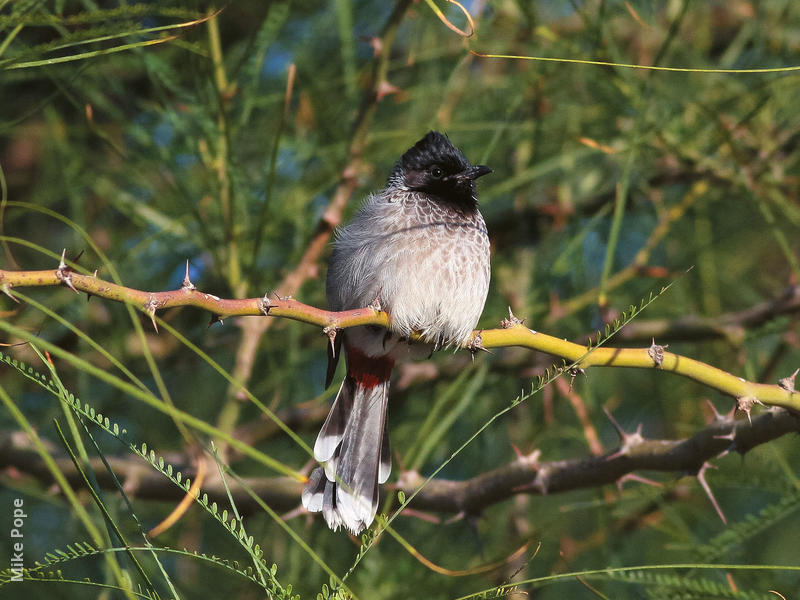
top-left (429, 165), bottom-right (443, 179)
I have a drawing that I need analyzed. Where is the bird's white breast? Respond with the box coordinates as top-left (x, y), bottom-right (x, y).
top-left (327, 190), bottom-right (490, 348)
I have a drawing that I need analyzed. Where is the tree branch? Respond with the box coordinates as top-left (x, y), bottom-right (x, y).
top-left (2, 266), bottom-right (799, 411)
top-left (2, 409), bottom-right (796, 517)
top-left (398, 409), bottom-right (800, 516)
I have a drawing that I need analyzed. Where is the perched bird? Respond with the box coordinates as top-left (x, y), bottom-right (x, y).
top-left (301, 131), bottom-right (492, 534)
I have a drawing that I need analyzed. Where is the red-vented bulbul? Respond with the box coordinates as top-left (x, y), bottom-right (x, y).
top-left (301, 131), bottom-right (492, 533)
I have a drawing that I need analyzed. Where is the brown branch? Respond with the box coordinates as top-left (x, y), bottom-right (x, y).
top-left (396, 408), bottom-right (800, 515)
top-left (2, 409), bottom-right (796, 517)
top-left (555, 377), bottom-right (604, 456)
top-left (2, 266), bottom-right (799, 411)
top-left (0, 436), bottom-right (300, 513)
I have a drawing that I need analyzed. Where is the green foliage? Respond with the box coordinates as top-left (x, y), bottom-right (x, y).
top-left (2, 1), bottom-right (800, 599)
top-left (601, 569), bottom-right (775, 600)
top-left (692, 487), bottom-right (800, 563)
top-left (0, 348), bottom-right (294, 597)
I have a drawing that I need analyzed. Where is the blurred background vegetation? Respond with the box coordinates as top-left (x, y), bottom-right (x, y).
top-left (1, 0), bottom-right (799, 598)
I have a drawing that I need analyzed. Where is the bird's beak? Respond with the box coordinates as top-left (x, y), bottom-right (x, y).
top-left (467, 165), bottom-right (493, 180)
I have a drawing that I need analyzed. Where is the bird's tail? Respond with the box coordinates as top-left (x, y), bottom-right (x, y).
top-left (302, 372), bottom-right (392, 534)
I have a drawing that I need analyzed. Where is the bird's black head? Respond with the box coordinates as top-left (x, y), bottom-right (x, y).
top-left (391, 131), bottom-right (492, 208)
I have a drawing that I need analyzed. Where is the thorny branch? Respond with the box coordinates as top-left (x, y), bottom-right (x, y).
top-left (1, 409), bottom-right (796, 518)
top-left (1, 262), bottom-right (798, 527)
top-left (398, 408), bottom-right (800, 517)
top-left (1, 266), bottom-right (798, 411)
